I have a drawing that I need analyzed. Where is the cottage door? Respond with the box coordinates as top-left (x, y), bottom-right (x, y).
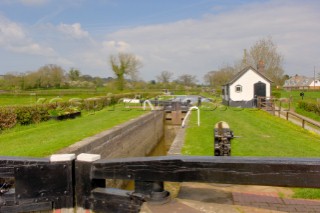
top-left (254, 81), bottom-right (266, 106)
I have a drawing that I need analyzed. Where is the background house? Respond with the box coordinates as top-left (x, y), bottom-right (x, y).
top-left (283, 75), bottom-right (320, 90)
top-left (222, 66), bottom-right (272, 108)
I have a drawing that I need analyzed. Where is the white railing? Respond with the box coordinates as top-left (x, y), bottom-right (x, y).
top-left (182, 106), bottom-right (200, 128)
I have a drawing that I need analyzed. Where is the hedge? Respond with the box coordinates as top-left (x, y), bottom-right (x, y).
top-left (297, 101), bottom-right (320, 115)
top-left (0, 92), bottom-right (160, 131)
top-left (0, 108), bottom-right (17, 130)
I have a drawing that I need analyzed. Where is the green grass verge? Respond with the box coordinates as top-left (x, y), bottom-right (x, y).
top-left (182, 106), bottom-right (320, 199)
top-left (0, 106), bottom-right (146, 157)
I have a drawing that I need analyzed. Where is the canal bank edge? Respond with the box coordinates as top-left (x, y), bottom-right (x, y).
top-left (56, 110), bottom-right (164, 159)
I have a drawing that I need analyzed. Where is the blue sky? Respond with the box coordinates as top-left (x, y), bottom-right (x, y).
top-left (0, 0), bottom-right (319, 81)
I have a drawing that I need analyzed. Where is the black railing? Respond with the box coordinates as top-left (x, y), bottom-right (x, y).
top-left (1, 154), bottom-right (320, 212)
top-left (76, 155), bottom-right (320, 213)
top-left (0, 155), bottom-right (74, 213)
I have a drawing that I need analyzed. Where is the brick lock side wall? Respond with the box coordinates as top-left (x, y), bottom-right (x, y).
top-left (57, 111), bottom-right (164, 158)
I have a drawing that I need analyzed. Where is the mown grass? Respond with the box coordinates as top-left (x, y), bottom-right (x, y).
top-left (0, 106), bottom-right (146, 157)
top-left (279, 90), bottom-right (320, 103)
top-left (182, 105), bottom-right (320, 199)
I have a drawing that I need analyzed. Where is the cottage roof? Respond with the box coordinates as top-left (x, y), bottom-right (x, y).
top-left (283, 75), bottom-right (313, 87)
top-left (225, 66), bottom-right (273, 86)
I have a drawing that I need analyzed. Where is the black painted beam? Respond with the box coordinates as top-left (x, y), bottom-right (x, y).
top-left (91, 156), bottom-right (320, 188)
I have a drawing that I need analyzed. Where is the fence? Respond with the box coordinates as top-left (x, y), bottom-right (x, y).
top-left (2, 154), bottom-right (320, 213)
top-left (0, 154), bottom-right (75, 213)
top-left (284, 111), bottom-right (320, 130)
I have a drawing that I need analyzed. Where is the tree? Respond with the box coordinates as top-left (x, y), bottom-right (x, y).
top-left (247, 36), bottom-right (284, 85)
top-left (176, 74), bottom-right (197, 87)
top-left (37, 64), bottom-right (65, 88)
top-left (204, 66), bottom-right (237, 87)
top-left (109, 53), bottom-right (142, 90)
top-left (156, 71), bottom-right (173, 84)
top-left (68, 68), bottom-right (81, 81)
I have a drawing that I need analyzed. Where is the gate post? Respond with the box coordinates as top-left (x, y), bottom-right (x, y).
top-left (50, 154), bottom-right (76, 213)
top-left (75, 153), bottom-right (102, 213)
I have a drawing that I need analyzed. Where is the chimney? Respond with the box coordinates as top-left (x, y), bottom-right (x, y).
top-left (257, 60), bottom-right (265, 73)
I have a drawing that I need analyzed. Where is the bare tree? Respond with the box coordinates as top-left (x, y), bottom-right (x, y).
top-left (176, 74), bottom-right (197, 87)
top-left (247, 36), bottom-right (284, 85)
top-left (109, 53), bottom-right (142, 90)
top-left (204, 66), bottom-right (237, 87)
top-left (156, 71), bottom-right (173, 84)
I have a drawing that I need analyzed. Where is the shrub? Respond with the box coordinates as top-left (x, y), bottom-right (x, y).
top-left (272, 92), bottom-right (281, 98)
top-left (0, 108), bottom-right (17, 130)
top-left (297, 101), bottom-right (320, 115)
top-left (14, 105), bottom-right (50, 125)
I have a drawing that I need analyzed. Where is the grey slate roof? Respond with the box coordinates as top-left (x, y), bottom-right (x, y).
top-left (225, 66), bottom-right (273, 86)
top-left (283, 75), bottom-right (313, 87)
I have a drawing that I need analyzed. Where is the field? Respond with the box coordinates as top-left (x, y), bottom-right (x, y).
top-left (279, 90), bottom-right (320, 103)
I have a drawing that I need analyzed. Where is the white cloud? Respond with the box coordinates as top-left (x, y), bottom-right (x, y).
top-left (8, 43), bottom-right (55, 55)
top-left (0, 16), bottom-right (26, 45)
top-left (102, 40), bottom-right (131, 52)
top-left (1, 0), bottom-right (319, 80)
top-left (100, 0), bottom-right (320, 80)
top-left (0, 15), bottom-right (56, 57)
top-left (57, 23), bottom-right (89, 39)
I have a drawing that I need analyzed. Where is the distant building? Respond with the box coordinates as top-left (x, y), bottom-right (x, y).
top-left (283, 75), bottom-right (320, 90)
top-left (222, 65), bottom-right (273, 108)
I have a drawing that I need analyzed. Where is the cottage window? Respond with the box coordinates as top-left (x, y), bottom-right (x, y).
top-left (235, 85), bottom-right (242, 93)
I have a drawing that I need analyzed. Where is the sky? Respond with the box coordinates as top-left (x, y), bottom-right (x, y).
top-left (0, 0), bottom-right (319, 82)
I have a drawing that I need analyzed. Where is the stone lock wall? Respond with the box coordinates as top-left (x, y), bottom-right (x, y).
top-left (57, 110), bottom-right (164, 158)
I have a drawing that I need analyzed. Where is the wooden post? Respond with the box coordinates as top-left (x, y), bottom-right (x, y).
top-left (75, 153), bottom-right (102, 213)
top-left (171, 101), bottom-right (182, 125)
top-left (278, 101), bottom-right (281, 117)
top-left (50, 154), bottom-right (76, 213)
top-left (302, 119), bottom-right (305, 129)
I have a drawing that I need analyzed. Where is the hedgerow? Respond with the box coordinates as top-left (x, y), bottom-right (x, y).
top-left (0, 108), bottom-right (17, 130)
top-left (297, 101), bottom-right (320, 115)
top-left (0, 92), bottom-right (160, 131)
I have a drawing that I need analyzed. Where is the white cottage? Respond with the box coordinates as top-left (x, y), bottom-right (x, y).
top-left (222, 66), bottom-right (273, 108)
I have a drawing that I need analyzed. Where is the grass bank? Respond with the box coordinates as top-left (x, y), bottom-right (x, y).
top-left (0, 106), bottom-right (146, 157)
top-left (183, 106), bottom-right (320, 199)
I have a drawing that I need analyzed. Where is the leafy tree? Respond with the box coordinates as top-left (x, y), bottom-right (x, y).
top-left (109, 53), bottom-right (142, 91)
top-left (1, 73), bottom-right (21, 90)
top-left (37, 64), bottom-right (66, 88)
top-left (68, 68), bottom-right (81, 81)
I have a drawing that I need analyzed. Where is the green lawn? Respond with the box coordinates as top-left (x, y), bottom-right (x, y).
top-left (183, 107), bottom-right (320, 157)
top-left (0, 106), bottom-right (146, 157)
top-left (279, 90), bottom-right (320, 103)
top-left (182, 106), bottom-right (320, 199)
